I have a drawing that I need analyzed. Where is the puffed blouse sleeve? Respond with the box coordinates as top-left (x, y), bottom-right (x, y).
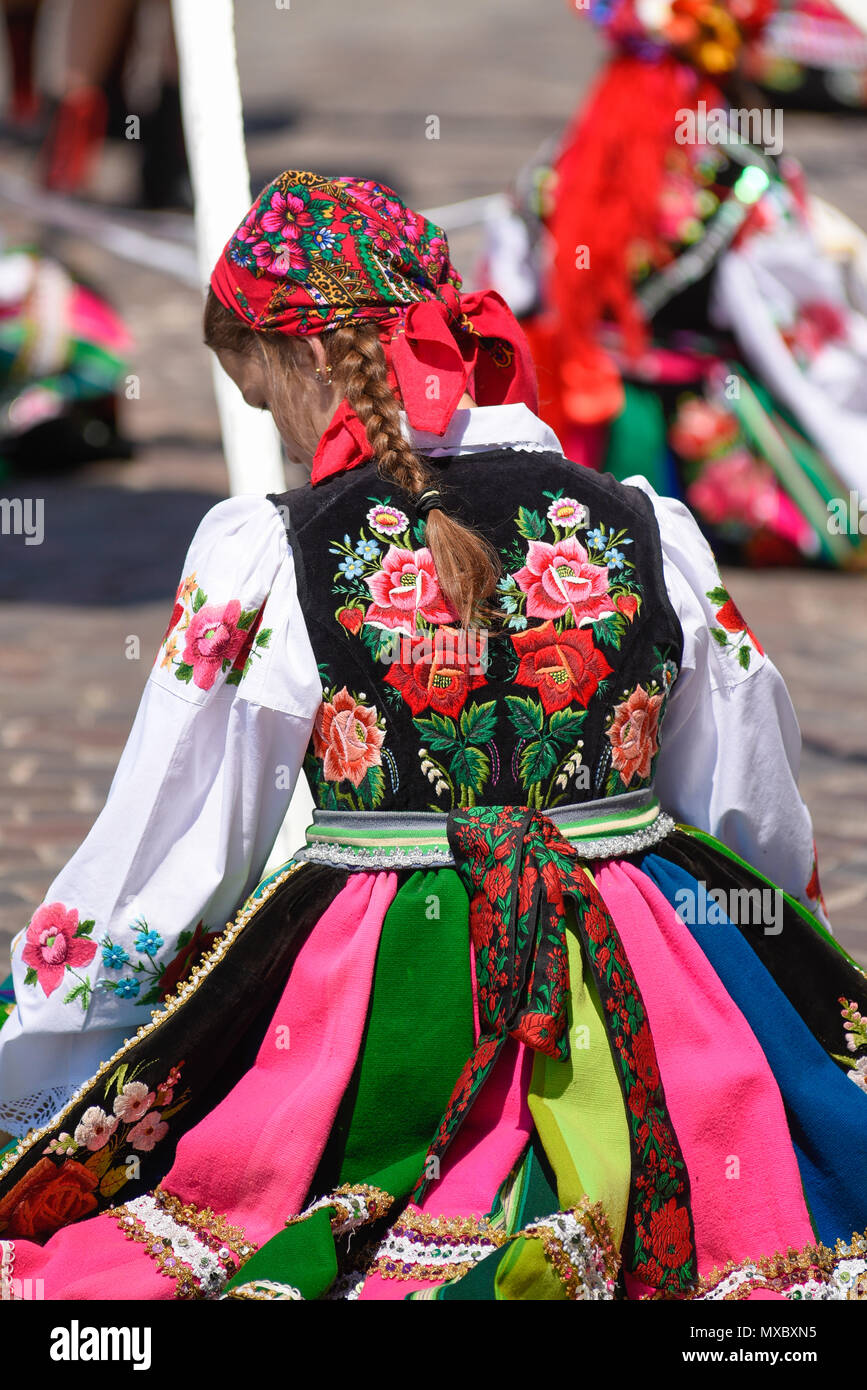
top-left (0, 495), bottom-right (322, 1139)
top-left (623, 475), bottom-right (830, 930)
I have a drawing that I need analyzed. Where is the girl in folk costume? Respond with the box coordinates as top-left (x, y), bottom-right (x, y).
top-left (0, 171), bottom-right (865, 1302)
top-left (483, 0), bottom-right (867, 567)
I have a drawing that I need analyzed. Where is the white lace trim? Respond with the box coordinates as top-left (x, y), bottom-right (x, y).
top-left (0, 1083), bottom-right (78, 1140)
top-left (0, 1242), bottom-right (14, 1301)
top-left (373, 1230), bottom-right (498, 1270)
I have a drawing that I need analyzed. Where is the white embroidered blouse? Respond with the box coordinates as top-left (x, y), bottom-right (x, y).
top-left (0, 404), bottom-right (827, 1138)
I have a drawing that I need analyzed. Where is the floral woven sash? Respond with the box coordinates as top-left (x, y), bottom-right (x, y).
top-left (413, 805), bottom-right (697, 1295)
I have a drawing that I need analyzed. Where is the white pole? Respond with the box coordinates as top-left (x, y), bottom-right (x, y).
top-left (171, 0), bottom-right (314, 870)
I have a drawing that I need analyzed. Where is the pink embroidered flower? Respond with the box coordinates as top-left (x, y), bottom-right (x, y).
top-left (513, 537), bottom-right (614, 625)
top-left (268, 242), bottom-right (310, 278)
top-left (848, 1058), bottom-right (867, 1095)
top-left (607, 685), bottom-right (663, 786)
top-left (366, 504), bottom-right (408, 537)
top-left (313, 688), bottom-right (385, 788)
top-left (113, 1081), bottom-right (155, 1125)
top-left (182, 599), bottom-right (248, 691)
top-left (546, 496), bottom-right (589, 529)
top-left (364, 545), bottom-right (457, 631)
top-left (73, 1106), bottom-right (118, 1152)
top-left (259, 189), bottom-right (315, 241)
top-left (21, 903), bottom-right (97, 998)
top-left (127, 1111), bottom-right (169, 1152)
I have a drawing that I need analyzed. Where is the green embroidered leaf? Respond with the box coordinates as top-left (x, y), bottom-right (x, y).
top-left (236, 608), bottom-right (258, 630)
top-left (519, 737), bottom-right (560, 785)
top-left (459, 701), bottom-right (497, 744)
top-left (516, 507), bottom-right (546, 541)
top-left (255, 628), bottom-right (272, 648)
top-left (505, 694), bottom-right (544, 738)
top-left (709, 627), bottom-right (728, 646)
top-left (706, 586), bottom-right (729, 607)
top-left (356, 764), bottom-right (386, 809)
top-left (549, 708), bottom-right (586, 743)
top-left (62, 981), bottom-right (90, 1009)
top-left (737, 645), bottom-right (751, 670)
top-left (136, 984), bottom-right (164, 1008)
top-left (174, 662), bottom-right (194, 683)
top-left (192, 587), bottom-right (207, 613)
top-left (23, 966), bottom-right (39, 987)
top-left (412, 520), bottom-right (427, 546)
top-left (225, 671), bottom-right (243, 686)
top-left (592, 613), bottom-right (627, 647)
top-left (451, 744), bottom-right (490, 789)
top-left (74, 918), bottom-right (96, 937)
top-left (414, 713), bottom-right (460, 753)
top-left (606, 768), bottom-right (623, 797)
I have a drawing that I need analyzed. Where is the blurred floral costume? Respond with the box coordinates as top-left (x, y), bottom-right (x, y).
top-left (481, 0), bottom-right (867, 566)
top-left (0, 245), bottom-right (130, 476)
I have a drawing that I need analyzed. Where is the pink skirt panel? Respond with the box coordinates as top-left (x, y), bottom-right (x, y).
top-left (595, 860), bottom-right (814, 1294)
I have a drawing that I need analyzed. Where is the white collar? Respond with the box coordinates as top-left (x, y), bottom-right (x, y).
top-left (401, 402), bottom-right (564, 457)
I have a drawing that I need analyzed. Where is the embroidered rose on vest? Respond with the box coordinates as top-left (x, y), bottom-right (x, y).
top-left (0, 1156), bottom-right (99, 1238)
top-left (384, 627), bottom-right (487, 716)
top-left (513, 537), bottom-right (615, 626)
top-left (365, 545), bottom-right (457, 631)
top-left (512, 621), bottom-right (613, 713)
top-left (606, 684), bottom-right (663, 787)
top-left (313, 687), bottom-right (386, 788)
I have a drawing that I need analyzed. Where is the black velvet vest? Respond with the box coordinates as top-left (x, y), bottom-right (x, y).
top-left (268, 448), bottom-right (683, 813)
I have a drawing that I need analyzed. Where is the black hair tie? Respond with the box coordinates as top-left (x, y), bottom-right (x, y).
top-left (416, 489), bottom-right (445, 517)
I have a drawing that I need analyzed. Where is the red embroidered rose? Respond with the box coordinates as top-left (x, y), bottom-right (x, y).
top-left (715, 597), bottom-right (764, 656)
top-left (607, 685), bottom-right (663, 786)
top-left (632, 1021), bottom-right (661, 1091)
top-left (337, 606), bottom-right (364, 636)
top-left (582, 903), bottom-right (610, 945)
top-left (634, 1256), bottom-right (668, 1290)
top-left (515, 1011), bottom-right (563, 1057)
top-left (364, 545), bottom-right (457, 631)
top-left (0, 1156), bottom-right (98, 1238)
top-left (182, 599), bottom-right (249, 691)
top-left (313, 688), bottom-right (385, 787)
top-left (648, 1197), bottom-right (692, 1268)
top-left (628, 1079), bottom-right (649, 1118)
top-left (384, 628), bottom-right (486, 716)
top-left (512, 621), bottom-right (613, 714)
top-left (470, 898), bottom-right (495, 950)
top-left (21, 903), bottom-right (97, 998)
top-left (513, 537), bottom-right (615, 625)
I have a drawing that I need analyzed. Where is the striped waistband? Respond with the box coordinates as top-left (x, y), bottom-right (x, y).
top-left (295, 790), bottom-right (675, 870)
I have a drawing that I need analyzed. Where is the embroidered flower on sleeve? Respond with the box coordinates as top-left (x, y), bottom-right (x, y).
top-left (21, 902), bottom-right (97, 1007)
top-left (707, 584), bottom-right (764, 670)
top-left (154, 574), bottom-right (272, 692)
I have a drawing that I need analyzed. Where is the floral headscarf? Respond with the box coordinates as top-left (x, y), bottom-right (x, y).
top-left (210, 170), bottom-right (538, 483)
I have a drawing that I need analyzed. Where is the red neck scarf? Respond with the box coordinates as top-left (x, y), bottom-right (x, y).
top-left (209, 170), bottom-right (538, 484)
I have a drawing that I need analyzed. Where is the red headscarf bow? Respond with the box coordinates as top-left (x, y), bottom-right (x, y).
top-left (209, 170), bottom-right (538, 483)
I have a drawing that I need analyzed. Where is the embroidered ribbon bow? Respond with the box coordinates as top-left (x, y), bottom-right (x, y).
top-left (412, 805), bottom-right (697, 1296)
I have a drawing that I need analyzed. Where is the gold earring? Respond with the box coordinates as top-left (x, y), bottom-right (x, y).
top-left (314, 364), bottom-right (333, 384)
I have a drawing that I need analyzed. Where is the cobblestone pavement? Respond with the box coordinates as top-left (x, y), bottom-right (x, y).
top-left (1, 0), bottom-right (866, 968)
